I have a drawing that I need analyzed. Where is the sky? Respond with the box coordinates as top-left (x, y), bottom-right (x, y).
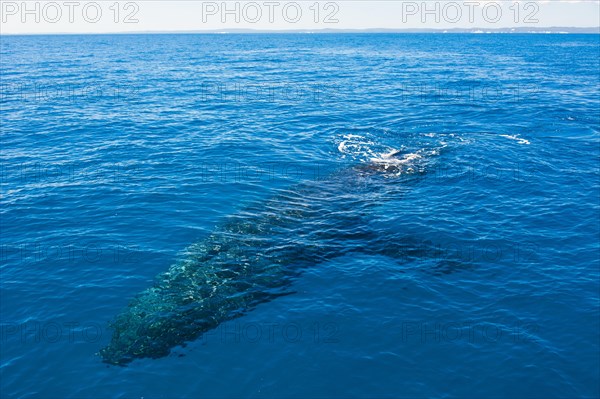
top-left (1, 0), bottom-right (599, 35)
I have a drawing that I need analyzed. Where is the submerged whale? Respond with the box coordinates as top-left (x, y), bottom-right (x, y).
top-left (99, 142), bottom-right (444, 365)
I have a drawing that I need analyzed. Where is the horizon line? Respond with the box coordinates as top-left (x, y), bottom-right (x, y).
top-left (3, 26), bottom-right (600, 36)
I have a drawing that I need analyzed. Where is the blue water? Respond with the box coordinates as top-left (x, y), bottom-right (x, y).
top-left (1, 33), bottom-right (599, 398)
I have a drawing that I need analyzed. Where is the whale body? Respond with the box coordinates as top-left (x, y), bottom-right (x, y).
top-left (99, 146), bottom-right (439, 365)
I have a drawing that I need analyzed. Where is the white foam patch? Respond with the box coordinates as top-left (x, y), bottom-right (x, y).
top-left (500, 134), bottom-right (530, 145)
top-left (336, 134), bottom-right (389, 161)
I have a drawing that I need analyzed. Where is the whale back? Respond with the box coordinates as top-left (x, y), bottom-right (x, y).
top-left (99, 135), bottom-right (450, 365)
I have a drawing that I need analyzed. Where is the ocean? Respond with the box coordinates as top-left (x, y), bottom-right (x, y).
top-left (1, 33), bottom-right (599, 398)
